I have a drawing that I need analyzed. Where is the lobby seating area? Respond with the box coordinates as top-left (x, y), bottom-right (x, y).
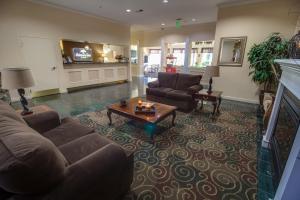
top-left (0, 0), bottom-right (300, 200)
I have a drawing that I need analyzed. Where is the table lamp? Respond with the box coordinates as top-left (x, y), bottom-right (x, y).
top-left (1, 68), bottom-right (35, 115)
top-left (204, 66), bottom-right (220, 94)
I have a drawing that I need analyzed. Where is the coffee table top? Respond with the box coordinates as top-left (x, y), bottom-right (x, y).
top-left (107, 97), bottom-right (177, 124)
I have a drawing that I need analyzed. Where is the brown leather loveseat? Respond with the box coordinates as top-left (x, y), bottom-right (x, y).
top-left (0, 100), bottom-right (133, 200)
top-left (146, 72), bottom-right (203, 112)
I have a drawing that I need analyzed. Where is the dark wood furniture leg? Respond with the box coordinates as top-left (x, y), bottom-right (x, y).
top-left (171, 110), bottom-right (176, 126)
top-left (107, 109), bottom-right (112, 125)
top-left (200, 99), bottom-right (204, 110)
top-left (212, 101), bottom-right (217, 115)
top-left (217, 97), bottom-right (222, 113)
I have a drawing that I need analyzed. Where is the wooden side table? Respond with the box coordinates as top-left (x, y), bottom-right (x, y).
top-left (16, 105), bottom-right (53, 118)
top-left (194, 90), bottom-right (223, 115)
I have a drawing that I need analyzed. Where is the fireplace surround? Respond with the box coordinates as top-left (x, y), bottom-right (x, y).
top-left (263, 59), bottom-right (300, 200)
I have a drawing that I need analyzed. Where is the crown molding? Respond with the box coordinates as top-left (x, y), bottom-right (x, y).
top-left (217, 0), bottom-right (271, 8)
top-left (27, 0), bottom-right (130, 27)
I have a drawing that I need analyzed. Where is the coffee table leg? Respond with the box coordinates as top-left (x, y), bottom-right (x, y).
top-left (172, 111), bottom-right (176, 126)
top-left (107, 110), bottom-right (112, 125)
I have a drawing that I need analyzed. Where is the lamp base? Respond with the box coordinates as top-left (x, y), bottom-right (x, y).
top-left (21, 110), bottom-right (33, 116)
top-left (207, 77), bottom-right (213, 94)
top-left (18, 88), bottom-right (32, 116)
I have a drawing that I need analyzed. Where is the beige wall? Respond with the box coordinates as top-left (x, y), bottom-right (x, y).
top-left (212, 0), bottom-right (298, 103)
top-left (296, 16), bottom-right (300, 33)
top-left (0, 0), bottom-right (130, 96)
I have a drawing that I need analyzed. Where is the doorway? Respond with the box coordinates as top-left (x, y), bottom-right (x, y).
top-left (21, 37), bottom-right (59, 93)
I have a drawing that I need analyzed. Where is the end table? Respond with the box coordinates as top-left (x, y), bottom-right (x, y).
top-left (194, 90), bottom-right (223, 115)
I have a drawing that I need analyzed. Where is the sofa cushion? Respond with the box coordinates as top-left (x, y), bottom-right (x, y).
top-left (0, 115), bottom-right (67, 194)
top-left (158, 72), bottom-right (178, 89)
top-left (175, 73), bottom-right (202, 91)
top-left (165, 90), bottom-right (193, 101)
top-left (0, 100), bottom-right (26, 125)
top-left (43, 119), bottom-right (94, 147)
top-left (59, 133), bottom-right (113, 164)
top-left (146, 87), bottom-right (174, 97)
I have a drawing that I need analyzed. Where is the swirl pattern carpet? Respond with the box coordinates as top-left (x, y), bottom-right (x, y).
top-left (76, 100), bottom-right (258, 200)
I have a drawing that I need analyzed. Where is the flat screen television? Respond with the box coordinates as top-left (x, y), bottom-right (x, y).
top-left (72, 48), bottom-right (93, 62)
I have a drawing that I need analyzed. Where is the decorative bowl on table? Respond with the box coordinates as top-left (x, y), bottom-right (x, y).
top-left (135, 102), bottom-right (156, 115)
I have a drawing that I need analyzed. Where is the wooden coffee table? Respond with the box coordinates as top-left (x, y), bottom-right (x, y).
top-left (107, 98), bottom-right (177, 140)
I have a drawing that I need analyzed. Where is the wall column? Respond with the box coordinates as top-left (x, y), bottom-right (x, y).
top-left (160, 39), bottom-right (167, 72)
top-left (184, 37), bottom-right (191, 73)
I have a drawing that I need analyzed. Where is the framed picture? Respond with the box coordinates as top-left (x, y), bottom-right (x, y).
top-left (218, 36), bottom-right (247, 67)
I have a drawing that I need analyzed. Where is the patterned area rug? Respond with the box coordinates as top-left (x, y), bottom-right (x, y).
top-left (76, 100), bottom-right (258, 200)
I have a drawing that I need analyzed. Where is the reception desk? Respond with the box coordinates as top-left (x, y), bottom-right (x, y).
top-left (63, 62), bottom-right (129, 89)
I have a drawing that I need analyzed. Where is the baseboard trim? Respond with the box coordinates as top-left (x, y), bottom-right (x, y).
top-left (32, 88), bottom-right (60, 98)
top-left (222, 95), bottom-right (259, 104)
top-left (67, 80), bottom-right (127, 93)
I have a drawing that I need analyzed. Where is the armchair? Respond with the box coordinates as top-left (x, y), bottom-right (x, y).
top-left (0, 101), bottom-right (133, 200)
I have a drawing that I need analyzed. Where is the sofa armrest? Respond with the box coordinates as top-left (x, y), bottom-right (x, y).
top-left (24, 111), bottom-right (61, 134)
top-left (187, 84), bottom-right (203, 95)
top-left (148, 80), bottom-right (159, 88)
top-left (46, 144), bottom-right (132, 200)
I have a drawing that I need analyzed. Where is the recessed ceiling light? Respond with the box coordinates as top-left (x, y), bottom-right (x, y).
top-left (163, 0), bottom-right (168, 3)
top-left (161, 23), bottom-right (165, 26)
top-left (192, 18), bottom-right (196, 22)
top-left (126, 9), bottom-right (131, 13)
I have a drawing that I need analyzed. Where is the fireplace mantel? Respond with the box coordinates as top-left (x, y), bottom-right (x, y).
top-left (263, 59), bottom-right (300, 200)
top-left (263, 59), bottom-right (300, 145)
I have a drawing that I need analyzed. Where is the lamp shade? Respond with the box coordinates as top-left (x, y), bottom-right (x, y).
top-left (204, 66), bottom-right (220, 78)
top-left (1, 68), bottom-right (34, 89)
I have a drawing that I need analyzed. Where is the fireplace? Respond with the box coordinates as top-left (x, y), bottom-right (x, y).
top-left (271, 88), bottom-right (300, 189)
top-left (262, 59), bottom-right (300, 199)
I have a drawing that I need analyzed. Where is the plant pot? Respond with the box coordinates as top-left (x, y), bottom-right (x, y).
top-left (259, 90), bottom-right (275, 105)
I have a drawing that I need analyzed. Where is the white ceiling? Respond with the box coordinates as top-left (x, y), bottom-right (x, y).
top-left (32, 0), bottom-right (263, 30)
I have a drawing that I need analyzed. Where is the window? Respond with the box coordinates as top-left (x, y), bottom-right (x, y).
top-left (144, 48), bottom-right (161, 75)
top-left (190, 41), bottom-right (214, 68)
top-left (190, 48), bottom-right (198, 67)
top-left (130, 45), bottom-right (138, 64)
top-left (173, 48), bottom-right (185, 66)
top-left (148, 49), bottom-right (161, 65)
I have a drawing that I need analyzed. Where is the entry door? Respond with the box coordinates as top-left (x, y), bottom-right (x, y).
top-left (21, 37), bottom-right (59, 92)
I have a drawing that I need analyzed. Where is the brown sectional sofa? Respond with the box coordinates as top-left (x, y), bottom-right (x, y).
top-left (0, 100), bottom-right (133, 200)
top-left (146, 72), bottom-right (203, 112)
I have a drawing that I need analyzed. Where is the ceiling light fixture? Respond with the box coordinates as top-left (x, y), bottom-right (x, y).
top-left (135, 9), bottom-right (144, 13)
top-left (126, 9), bottom-right (131, 13)
top-left (161, 23), bottom-right (165, 26)
top-left (192, 18), bottom-right (196, 22)
top-left (163, 0), bottom-right (168, 3)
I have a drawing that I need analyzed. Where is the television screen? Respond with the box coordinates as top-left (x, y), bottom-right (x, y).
top-left (72, 48), bottom-right (93, 62)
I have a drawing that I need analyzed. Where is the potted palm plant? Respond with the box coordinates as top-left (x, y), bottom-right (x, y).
top-left (248, 32), bottom-right (289, 104)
